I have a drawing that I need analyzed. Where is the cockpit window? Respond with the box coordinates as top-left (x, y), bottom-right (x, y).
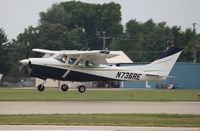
top-left (69, 58), bottom-right (77, 65)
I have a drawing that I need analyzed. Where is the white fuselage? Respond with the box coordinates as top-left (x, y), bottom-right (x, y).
top-left (28, 57), bottom-right (165, 82)
top-left (20, 46), bottom-right (182, 82)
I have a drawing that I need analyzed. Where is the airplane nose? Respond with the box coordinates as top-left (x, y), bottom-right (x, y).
top-left (20, 59), bottom-right (29, 65)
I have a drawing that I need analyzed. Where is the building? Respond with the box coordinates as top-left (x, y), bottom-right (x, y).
top-left (122, 62), bottom-right (200, 88)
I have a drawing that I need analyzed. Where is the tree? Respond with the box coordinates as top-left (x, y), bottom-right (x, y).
top-left (7, 1), bottom-right (123, 75)
top-left (110, 19), bottom-right (198, 62)
top-left (0, 28), bottom-right (10, 74)
top-left (4, 1), bottom-right (200, 76)
top-left (39, 1), bottom-right (123, 50)
top-left (196, 34), bottom-right (200, 62)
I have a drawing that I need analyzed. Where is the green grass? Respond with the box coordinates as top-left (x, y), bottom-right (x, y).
top-left (0, 88), bottom-right (199, 101)
top-left (0, 114), bottom-right (200, 127)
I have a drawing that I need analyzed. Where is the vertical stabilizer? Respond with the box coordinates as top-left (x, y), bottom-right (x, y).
top-left (145, 46), bottom-right (182, 77)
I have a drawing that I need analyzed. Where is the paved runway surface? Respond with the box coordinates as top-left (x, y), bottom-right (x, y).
top-left (0, 101), bottom-right (200, 114)
top-left (0, 125), bottom-right (200, 131)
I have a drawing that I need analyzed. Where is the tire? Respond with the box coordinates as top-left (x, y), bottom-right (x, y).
top-left (78, 85), bottom-right (86, 93)
top-left (61, 84), bottom-right (69, 92)
top-left (38, 84), bottom-right (45, 92)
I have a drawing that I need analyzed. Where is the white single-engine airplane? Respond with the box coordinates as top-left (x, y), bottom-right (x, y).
top-left (20, 46), bottom-right (182, 93)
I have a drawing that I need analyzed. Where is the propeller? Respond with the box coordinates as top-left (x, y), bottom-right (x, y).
top-left (19, 59), bottom-right (32, 76)
top-left (19, 42), bottom-right (31, 76)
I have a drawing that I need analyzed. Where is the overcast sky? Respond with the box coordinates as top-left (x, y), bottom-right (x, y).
top-left (0, 0), bottom-right (200, 40)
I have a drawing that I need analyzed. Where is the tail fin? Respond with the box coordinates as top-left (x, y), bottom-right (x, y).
top-left (145, 46), bottom-right (182, 77)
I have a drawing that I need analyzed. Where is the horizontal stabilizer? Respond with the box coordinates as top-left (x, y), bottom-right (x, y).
top-left (146, 73), bottom-right (175, 78)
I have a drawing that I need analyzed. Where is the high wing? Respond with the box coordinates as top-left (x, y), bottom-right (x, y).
top-left (64, 51), bottom-right (118, 65)
top-left (32, 49), bottom-right (60, 55)
top-left (32, 49), bottom-right (118, 65)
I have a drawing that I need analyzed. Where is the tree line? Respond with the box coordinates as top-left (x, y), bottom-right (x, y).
top-left (0, 1), bottom-right (200, 76)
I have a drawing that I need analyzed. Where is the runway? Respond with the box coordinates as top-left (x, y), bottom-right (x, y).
top-left (0, 101), bottom-right (200, 114)
top-left (0, 125), bottom-right (200, 131)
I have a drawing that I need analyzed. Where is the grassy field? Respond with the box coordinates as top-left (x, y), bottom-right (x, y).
top-left (0, 87), bottom-right (199, 101)
top-left (0, 88), bottom-right (200, 127)
top-left (0, 114), bottom-right (200, 127)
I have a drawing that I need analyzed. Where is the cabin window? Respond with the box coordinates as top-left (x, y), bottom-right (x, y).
top-left (77, 59), bottom-right (84, 67)
top-left (85, 60), bottom-right (95, 67)
top-left (55, 55), bottom-right (96, 67)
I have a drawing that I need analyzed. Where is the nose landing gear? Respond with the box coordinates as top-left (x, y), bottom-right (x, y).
top-left (37, 80), bottom-right (46, 92)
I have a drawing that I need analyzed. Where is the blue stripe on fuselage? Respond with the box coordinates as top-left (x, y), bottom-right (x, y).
top-left (30, 64), bottom-right (66, 80)
top-left (30, 64), bottom-right (116, 81)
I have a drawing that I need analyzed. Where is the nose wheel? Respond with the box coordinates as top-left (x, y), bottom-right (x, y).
top-left (37, 84), bottom-right (45, 92)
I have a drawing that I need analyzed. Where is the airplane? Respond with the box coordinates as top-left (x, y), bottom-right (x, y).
top-left (20, 45), bottom-right (182, 93)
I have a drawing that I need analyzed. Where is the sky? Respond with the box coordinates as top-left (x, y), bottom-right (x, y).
top-left (0, 0), bottom-right (200, 40)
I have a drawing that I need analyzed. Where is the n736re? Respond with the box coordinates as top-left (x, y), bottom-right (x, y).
top-left (20, 46), bottom-right (182, 93)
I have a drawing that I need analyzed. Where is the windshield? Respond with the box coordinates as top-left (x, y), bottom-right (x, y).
top-left (52, 54), bottom-right (67, 63)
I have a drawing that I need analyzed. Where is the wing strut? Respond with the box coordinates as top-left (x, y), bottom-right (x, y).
top-left (62, 55), bottom-right (82, 78)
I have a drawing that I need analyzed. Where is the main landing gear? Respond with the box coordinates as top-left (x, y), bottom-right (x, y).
top-left (61, 84), bottom-right (69, 92)
top-left (37, 83), bottom-right (86, 93)
top-left (37, 84), bottom-right (45, 91)
top-left (60, 84), bottom-right (86, 93)
top-left (78, 85), bottom-right (86, 93)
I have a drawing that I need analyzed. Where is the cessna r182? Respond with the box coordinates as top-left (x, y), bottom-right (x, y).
top-left (20, 46), bottom-right (182, 93)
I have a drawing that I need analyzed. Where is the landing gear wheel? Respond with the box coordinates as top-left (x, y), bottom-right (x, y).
top-left (78, 85), bottom-right (86, 93)
top-left (61, 84), bottom-right (69, 92)
top-left (38, 84), bottom-right (45, 92)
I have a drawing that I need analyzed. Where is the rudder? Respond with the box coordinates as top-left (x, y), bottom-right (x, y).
top-left (145, 46), bottom-right (182, 77)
